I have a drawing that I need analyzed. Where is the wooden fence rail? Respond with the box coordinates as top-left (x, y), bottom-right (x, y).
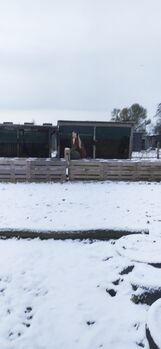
top-left (0, 158), bottom-right (161, 182)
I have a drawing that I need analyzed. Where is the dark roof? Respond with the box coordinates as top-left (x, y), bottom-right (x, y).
top-left (0, 122), bottom-right (57, 131)
top-left (57, 120), bottom-right (133, 128)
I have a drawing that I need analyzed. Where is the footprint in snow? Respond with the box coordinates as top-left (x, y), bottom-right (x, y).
top-left (8, 306), bottom-right (34, 341)
top-left (23, 306), bottom-right (33, 328)
top-left (106, 288), bottom-right (117, 297)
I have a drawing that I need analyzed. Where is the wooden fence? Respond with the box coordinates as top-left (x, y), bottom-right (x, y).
top-left (69, 159), bottom-right (161, 181)
top-left (0, 158), bottom-right (161, 182)
top-left (0, 158), bottom-right (66, 182)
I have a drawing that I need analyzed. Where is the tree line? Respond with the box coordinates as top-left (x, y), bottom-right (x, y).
top-left (111, 103), bottom-right (161, 134)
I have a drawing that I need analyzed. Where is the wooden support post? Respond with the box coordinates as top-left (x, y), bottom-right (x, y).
top-left (64, 148), bottom-right (70, 178)
top-left (64, 147), bottom-right (70, 163)
top-left (157, 142), bottom-right (160, 159)
top-left (26, 160), bottom-right (31, 181)
top-left (93, 127), bottom-right (96, 159)
top-left (129, 125), bottom-right (133, 159)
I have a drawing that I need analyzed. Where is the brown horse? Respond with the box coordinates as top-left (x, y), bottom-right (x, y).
top-left (71, 131), bottom-right (86, 158)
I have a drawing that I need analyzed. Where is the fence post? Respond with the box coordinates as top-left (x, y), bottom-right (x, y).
top-left (64, 148), bottom-right (70, 179)
top-left (157, 142), bottom-right (160, 159)
top-left (10, 161), bottom-right (15, 182)
top-left (26, 160), bottom-right (31, 181)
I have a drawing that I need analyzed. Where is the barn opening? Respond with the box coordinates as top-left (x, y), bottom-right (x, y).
top-left (58, 121), bottom-right (133, 159)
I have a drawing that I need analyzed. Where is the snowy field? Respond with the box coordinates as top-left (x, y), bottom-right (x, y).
top-left (1, 181), bottom-right (161, 348)
top-left (0, 238), bottom-right (150, 349)
top-left (0, 181), bottom-right (161, 235)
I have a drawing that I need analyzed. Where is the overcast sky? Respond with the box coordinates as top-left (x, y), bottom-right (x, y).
top-left (0, 0), bottom-right (161, 123)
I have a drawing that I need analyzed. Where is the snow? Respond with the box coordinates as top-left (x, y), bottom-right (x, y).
top-left (130, 263), bottom-right (161, 290)
top-left (0, 239), bottom-right (148, 349)
top-left (147, 299), bottom-right (161, 348)
top-left (0, 181), bottom-right (161, 234)
top-left (1, 181), bottom-right (161, 348)
top-left (132, 150), bottom-right (161, 159)
top-left (115, 235), bottom-right (161, 264)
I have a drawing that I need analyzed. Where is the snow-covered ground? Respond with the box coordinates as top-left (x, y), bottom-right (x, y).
top-left (1, 181), bottom-right (161, 348)
top-left (0, 238), bottom-right (150, 349)
top-left (0, 181), bottom-right (161, 235)
top-left (132, 149), bottom-right (161, 159)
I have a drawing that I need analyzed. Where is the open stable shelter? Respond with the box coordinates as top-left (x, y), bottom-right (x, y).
top-left (0, 120), bottom-right (133, 159)
top-left (0, 123), bottom-right (57, 158)
top-left (58, 120), bottom-right (133, 159)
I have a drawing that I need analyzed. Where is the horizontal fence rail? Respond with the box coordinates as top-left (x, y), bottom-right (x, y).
top-left (0, 158), bottom-right (161, 182)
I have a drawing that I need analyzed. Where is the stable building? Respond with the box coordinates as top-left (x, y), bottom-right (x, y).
top-left (0, 122), bottom-right (57, 158)
top-left (0, 120), bottom-right (133, 159)
top-left (57, 120), bottom-right (133, 159)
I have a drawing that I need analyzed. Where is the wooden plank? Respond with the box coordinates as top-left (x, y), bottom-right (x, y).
top-left (0, 175), bottom-right (11, 178)
top-left (0, 170), bottom-right (11, 174)
top-left (29, 159), bottom-right (65, 166)
top-left (14, 166), bottom-right (27, 171)
top-left (0, 165), bottom-right (12, 170)
top-left (0, 160), bottom-right (14, 165)
top-left (70, 170), bottom-right (101, 176)
top-left (12, 160), bottom-right (28, 165)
